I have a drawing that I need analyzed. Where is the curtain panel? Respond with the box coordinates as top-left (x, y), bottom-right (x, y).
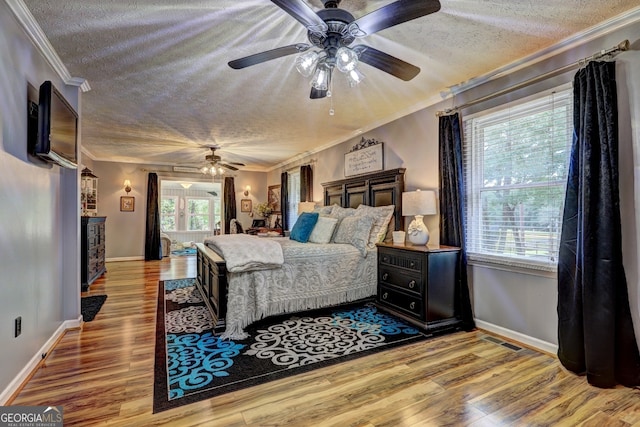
top-left (557, 61), bottom-right (640, 388)
top-left (281, 172), bottom-right (289, 233)
top-left (224, 177), bottom-right (236, 235)
top-left (300, 165), bottom-right (313, 202)
top-left (144, 172), bottom-right (162, 260)
top-left (438, 113), bottom-right (476, 332)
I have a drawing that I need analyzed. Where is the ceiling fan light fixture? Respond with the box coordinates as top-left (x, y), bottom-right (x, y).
top-left (295, 50), bottom-right (319, 77)
top-left (311, 63), bottom-right (331, 91)
top-left (336, 47), bottom-right (358, 73)
top-left (346, 68), bottom-right (365, 87)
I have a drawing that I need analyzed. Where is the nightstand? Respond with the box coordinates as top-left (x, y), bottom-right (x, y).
top-left (376, 242), bottom-right (461, 332)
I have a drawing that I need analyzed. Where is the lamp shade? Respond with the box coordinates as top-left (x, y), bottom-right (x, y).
top-left (402, 190), bottom-right (437, 216)
top-left (298, 201), bottom-right (316, 214)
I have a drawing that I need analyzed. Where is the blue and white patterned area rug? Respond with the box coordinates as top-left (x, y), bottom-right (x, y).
top-left (153, 278), bottom-right (437, 413)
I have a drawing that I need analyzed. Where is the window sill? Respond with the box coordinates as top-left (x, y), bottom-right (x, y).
top-left (467, 254), bottom-right (557, 278)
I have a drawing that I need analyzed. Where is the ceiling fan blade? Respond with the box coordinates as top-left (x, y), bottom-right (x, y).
top-left (228, 44), bottom-right (310, 69)
top-left (227, 162), bottom-right (246, 167)
top-left (354, 45), bottom-right (420, 81)
top-left (350, 0), bottom-right (441, 37)
top-left (310, 87), bottom-right (327, 99)
top-left (219, 163), bottom-right (239, 171)
top-left (271, 0), bottom-right (327, 32)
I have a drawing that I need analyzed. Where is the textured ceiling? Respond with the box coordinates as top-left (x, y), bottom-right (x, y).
top-left (21, 0), bottom-right (640, 171)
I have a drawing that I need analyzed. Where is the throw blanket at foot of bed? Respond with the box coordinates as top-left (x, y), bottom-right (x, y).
top-left (203, 234), bottom-right (284, 273)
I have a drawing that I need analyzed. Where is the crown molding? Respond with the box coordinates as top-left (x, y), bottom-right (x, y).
top-left (7, 0), bottom-right (91, 93)
top-left (443, 6), bottom-right (640, 97)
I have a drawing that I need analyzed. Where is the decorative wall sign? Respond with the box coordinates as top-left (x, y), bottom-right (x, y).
top-left (344, 137), bottom-right (384, 177)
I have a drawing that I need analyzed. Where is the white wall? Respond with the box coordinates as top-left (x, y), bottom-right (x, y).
top-left (270, 20), bottom-right (640, 352)
top-left (0, 2), bottom-right (81, 401)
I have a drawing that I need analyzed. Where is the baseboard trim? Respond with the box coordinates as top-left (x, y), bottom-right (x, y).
top-left (474, 319), bottom-right (558, 355)
top-left (106, 256), bottom-right (145, 262)
top-left (0, 317), bottom-right (82, 405)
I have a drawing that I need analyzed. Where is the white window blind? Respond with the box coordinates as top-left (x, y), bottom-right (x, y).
top-left (462, 87), bottom-right (573, 270)
top-left (287, 171), bottom-right (301, 230)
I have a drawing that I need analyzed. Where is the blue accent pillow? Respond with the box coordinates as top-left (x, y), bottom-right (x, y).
top-left (289, 212), bottom-right (320, 243)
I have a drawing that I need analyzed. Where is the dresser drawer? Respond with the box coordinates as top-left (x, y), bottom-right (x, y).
top-left (379, 266), bottom-right (423, 296)
top-left (378, 285), bottom-right (423, 319)
top-left (378, 248), bottom-right (423, 273)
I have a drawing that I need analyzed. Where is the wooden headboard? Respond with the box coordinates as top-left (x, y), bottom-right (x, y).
top-left (321, 168), bottom-right (405, 232)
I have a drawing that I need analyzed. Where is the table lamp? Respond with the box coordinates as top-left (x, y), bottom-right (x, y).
top-left (402, 189), bottom-right (437, 245)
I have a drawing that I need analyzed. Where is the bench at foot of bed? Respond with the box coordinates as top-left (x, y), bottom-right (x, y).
top-left (195, 243), bottom-right (227, 326)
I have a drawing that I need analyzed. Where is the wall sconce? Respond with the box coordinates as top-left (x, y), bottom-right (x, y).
top-left (123, 179), bottom-right (132, 194)
top-left (244, 185), bottom-right (251, 196)
top-left (179, 182), bottom-right (192, 189)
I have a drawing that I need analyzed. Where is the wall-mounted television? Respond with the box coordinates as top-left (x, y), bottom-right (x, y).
top-left (29, 80), bottom-right (78, 169)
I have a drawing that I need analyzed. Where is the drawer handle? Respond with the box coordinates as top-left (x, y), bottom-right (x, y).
top-left (382, 292), bottom-right (388, 300)
top-left (410, 302), bottom-right (416, 310)
top-left (408, 280), bottom-right (416, 289)
top-left (382, 273), bottom-right (389, 281)
top-left (410, 261), bottom-right (415, 268)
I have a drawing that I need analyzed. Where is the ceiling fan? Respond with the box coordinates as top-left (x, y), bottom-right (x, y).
top-left (200, 146), bottom-right (245, 174)
top-left (228, 0), bottom-right (441, 99)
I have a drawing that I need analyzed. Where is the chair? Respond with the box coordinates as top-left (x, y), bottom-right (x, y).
top-left (230, 219), bottom-right (244, 234)
top-left (160, 232), bottom-right (172, 257)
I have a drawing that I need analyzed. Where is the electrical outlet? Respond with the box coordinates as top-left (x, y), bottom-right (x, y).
top-left (15, 316), bottom-right (22, 337)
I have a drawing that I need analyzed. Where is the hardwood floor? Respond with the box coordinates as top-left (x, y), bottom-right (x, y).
top-left (9, 257), bottom-right (640, 426)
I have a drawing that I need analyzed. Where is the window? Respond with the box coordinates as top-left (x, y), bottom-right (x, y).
top-left (462, 87), bottom-right (573, 270)
top-left (186, 197), bottom-right (211, 231)
top-left (287, 171), bottom-right (301, 229)
top-left (161, 196), bottom-right (178, 231)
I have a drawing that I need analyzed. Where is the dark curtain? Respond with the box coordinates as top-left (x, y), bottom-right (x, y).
top-left (300, 165), bottom-right (313, 202)
top-left (557, 61), bottom-right (640, 388)
top-left (281, 172), bottom-right (289, 233)
top-left (223, 177), bottom-right (236, 235)
top-left (144, 173), bottom-right (162, 260)
top-left (439, 113), bottom-right (475, 332)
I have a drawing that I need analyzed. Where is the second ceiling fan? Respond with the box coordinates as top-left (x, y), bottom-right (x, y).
top-left (228, 0), bottom-right (441, 99)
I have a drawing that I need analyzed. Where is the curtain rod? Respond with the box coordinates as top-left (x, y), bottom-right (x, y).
top-left (286, 158), bottom-right (317, 173)
top-left (436, 40), bottom-right (630, 117)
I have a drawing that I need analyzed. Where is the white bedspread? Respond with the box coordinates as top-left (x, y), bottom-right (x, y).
top-left (208, 238), bottom-right (377, 340)
top-left (203, 234), bottom-right (284, 273)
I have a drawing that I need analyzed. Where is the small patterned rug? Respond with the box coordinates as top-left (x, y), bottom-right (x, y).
top-left (81, 295), bottom-right (107, 322)
top-left (170, 248), bottom-right (196, 256)
top-left (153, 278), bottom-right (436, 413)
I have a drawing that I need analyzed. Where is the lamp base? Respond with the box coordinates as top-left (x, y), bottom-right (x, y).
top-left (407, 215), bottom-right (430, 246)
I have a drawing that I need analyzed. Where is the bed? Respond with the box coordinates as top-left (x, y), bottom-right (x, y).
top-left (195, 168), bottom-right (405, 339)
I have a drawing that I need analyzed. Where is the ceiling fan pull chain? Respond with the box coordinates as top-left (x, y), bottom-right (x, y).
top-left (329, 78), bottom-right (335, 116)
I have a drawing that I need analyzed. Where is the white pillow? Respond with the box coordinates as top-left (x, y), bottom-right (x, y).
top-left (333, 215), bottom-right (374, 256)
top-left (308, 216), bottom-right (338, 244)
top-left (355, 205), bottom-right (395, 248)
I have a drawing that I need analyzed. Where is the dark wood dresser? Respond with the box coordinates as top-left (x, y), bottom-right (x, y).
top-left (81, 216), bottom-right (106, 291)
top-left (376, 242), bottom-right (461, 332)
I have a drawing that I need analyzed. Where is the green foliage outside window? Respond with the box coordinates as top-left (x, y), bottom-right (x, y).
top-left (187, 199), bottom-right (210, 231)
top-left (161, 198), bottom-right (177, 231)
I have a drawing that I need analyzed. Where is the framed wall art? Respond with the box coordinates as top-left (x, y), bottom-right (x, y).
top-left (267, 185), bottom-right (281, 213)
top-left (120, 196), bottom-right (135, 212)
top-left (240, 199), bottom-right (252, 213)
